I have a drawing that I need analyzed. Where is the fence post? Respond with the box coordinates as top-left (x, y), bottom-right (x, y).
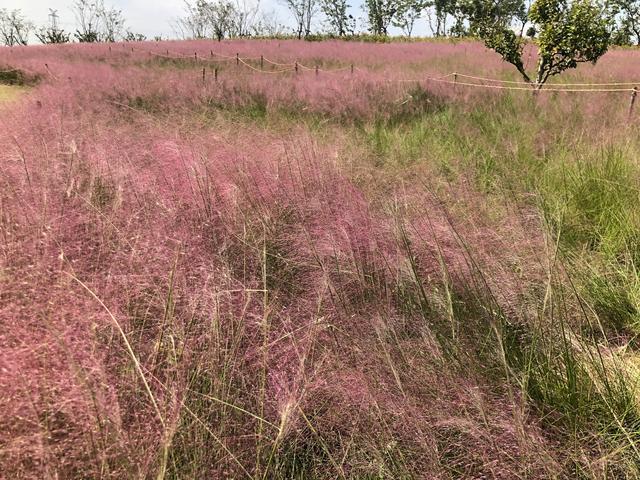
top-left (210, 50), bottom-right (213, 58)
top-left (214, 67), bottom-right (218, 82)
top-left (315, 65), bottom-right (319, 77)
top-left (236, 53), bottom-right (239, 66)
top-left (260, 55), bottom-right (264, 70)
top-left (202, 67), bottom-right (206, 84)
top-left (194, 52), bottom-right (198, 63)
top-left (350, 63), bottom-right (354, 75)
top-left (295, 61), bottom-right (298, 74)
top-left (629, 87), bottom-right (638, 120)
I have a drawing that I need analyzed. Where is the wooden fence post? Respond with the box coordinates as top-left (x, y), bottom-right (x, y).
top-left (350, 63), bottom-right (354, 75)
top-left (315, 65), bottom-right (319, 77)
top-left (295, 61), bottom-right (298, 74)
top-left (629, 87), bottom-right (638, 120)
top-left (260, 55), bottom-right (264, 70)
top-left (214, 67), bottom-right (218, 82)
top-left (236, 53), bottom-right (239, 66)
top-left (202, 67), bottom-right (206, 84)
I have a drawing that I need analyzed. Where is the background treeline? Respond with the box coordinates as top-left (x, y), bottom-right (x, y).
top-left (2, 0), bottom-right (640, 46)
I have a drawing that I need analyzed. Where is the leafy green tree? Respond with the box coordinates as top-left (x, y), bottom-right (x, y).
top-left (365, 0), bottom-right (398, 35)
top-left (321, 0), bottom-right (355, 36)
top-left (610, 0), bottom-right (640, 45)
top-left (393, 0), bottom-right (428, 36)
top-left (466, 0), bottom-right (610, 87)
top-left (210, 1), bottom-right (237, 40)
top-left (425, 0), bottom-right (457, 36)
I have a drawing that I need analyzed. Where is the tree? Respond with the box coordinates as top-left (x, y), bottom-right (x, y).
top-left (177, 0), bottom-right (257, 40)
top-left (73, 0), bottom-right (126, 42)
top-left (124, 31), bottom-right (147, 41)
top-left (0, 8), bottom-right (33, 46)
top-left (393, 0), bottom-right (428, 36)
top-left (281, 0), bottom-right (319, 38)
top-left (101, 5), bottom-right (125, 42)
top-left (321, 0), bottom-right (355, 36)
top-left (425, 0), bottom-right (455, 36)
top-left (230, 0), bottom-right (261, 37)
top-left (364, 0), bottom-right (398, 35)
top-left (210, 1), bottom-right (237, 40)
top-left (465, 0), bottom-right (610, 88)
top-left (251, 10), bottom-right (288, 36)
top-left (36, 26), bottom-right (71, 44)
top-left (36, 9), bottom-right (70, 44)
top-left (73, 0), bottom-right (103, 42)
top-left (610, 0), bottom-right (640, 45)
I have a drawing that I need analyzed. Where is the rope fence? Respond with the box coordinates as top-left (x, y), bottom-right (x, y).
top-left (3, 45), bottom-right (640, 114)
top-left (138, 48), bottom-right (640, 90)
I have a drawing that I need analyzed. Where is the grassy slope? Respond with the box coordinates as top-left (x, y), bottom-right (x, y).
top-left (1, 41), bottom-right (640, 478)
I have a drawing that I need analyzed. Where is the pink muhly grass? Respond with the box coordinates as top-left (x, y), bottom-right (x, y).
top-left (4, 38), bottom-right (627, 478)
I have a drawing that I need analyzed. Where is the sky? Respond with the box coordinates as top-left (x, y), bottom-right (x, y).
top-left (4, 0), bottom-right (426, 41)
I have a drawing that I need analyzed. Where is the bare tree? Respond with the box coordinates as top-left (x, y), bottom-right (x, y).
top-left (0, 8), bottom-right (33, 46)
top-left (251, 10), bottom-right (288, 36)
top-left (101, 5), bottom-right (125, 42)
top-left (73, 0), bottom-right (102, 42)
top-left (36, 9), bottom-right (71, 44)
top-left (176, 0), bottom-right (260, 40)
top-left (281, 0), bottom-right (319, 38)
top-left (72, 0), bottom-right (126, 42)
top-left (231, 0), bottom-right (261, 36)
top-left (176, 0), bottom-right (215, 38)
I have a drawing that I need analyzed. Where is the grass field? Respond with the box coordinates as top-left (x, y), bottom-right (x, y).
top-left (2, 39), bottom-right (640, 479)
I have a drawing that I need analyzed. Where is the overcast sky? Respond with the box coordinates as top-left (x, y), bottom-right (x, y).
top-left (4, 0), bottom-right (427, 40)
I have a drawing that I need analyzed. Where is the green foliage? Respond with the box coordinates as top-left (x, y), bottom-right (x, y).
top-left (0, 67), bottom-right (25, 85)
top-left (320, 0), bottom-right (355, 36)
top-left (392, 0), bottom-right (429, 36)
top-left (35, 26), bottom-right (71, 44)
top-left (610, 0), bottom-right (640, 46)
top-left (530, 0), bottom-right (610, 84)
top-left (365, 0), bottom-right (398, 35)
top-left (124, 30), bottom-right (146, 42)
top-left (467, 0), bottom-right (611, 87)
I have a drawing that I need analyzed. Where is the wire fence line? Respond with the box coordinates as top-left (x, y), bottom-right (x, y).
top-left (142, 48), bottom-right (638, 92)
top-left (3, 46), bottom-right (639, 95)
top-left (453, 72), bottom-right (640, 87)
